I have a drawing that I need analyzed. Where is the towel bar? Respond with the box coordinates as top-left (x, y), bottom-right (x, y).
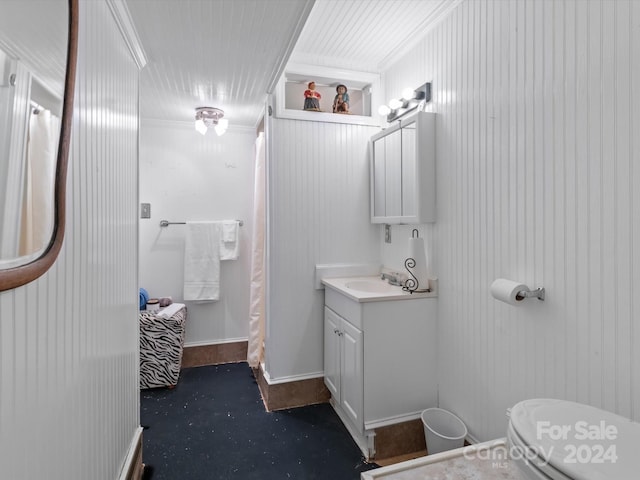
top-left (160, 219), bottom-right (243, 227)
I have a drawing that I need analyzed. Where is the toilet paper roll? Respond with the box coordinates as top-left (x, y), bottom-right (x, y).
top-left (490, 278), bottom-right (527, 305)
top-left (408, 236), bottom-right (429, 291)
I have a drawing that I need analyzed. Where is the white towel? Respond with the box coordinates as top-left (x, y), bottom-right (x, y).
top-left (222, 220), bottom-right (238, 242)
top-left (183, 222), bottom-right (220, 301)
top-left (157, 302), bottom-right (185, 320)
top-left (219, 220), bottom-right (239, 260)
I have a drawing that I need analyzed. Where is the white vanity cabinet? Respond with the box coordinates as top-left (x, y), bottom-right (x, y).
top-left (324, 306), bottom-right (364, 430)
top-left (370, 111), bottom-right (436, 224)
top-left (322, 276), bottom-right (438, 459)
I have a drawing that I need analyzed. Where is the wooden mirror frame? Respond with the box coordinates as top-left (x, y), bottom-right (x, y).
top-left (0, 0), bottom-right (77, 292)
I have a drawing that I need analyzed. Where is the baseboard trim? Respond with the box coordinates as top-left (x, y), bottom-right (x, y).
top-left (253, 364), bottom-right (330, 411)
top-left (184, 337), bottom-right (248, 348)
top-left (118, 426), bottom-right (144, 480)
top-left (373, 418), bottom-right (473, 461)
top-left (260, 368), bottom-right (325, 385)
top-left (182, 340), bottom-right (248, 368)
top-left (373, 418), bottom-right (426, 460)
top-left (365, 411), bottom-right (423, 430)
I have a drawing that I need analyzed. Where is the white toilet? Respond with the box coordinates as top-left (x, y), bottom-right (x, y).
top-left (507, 398), bottom-right (640, 479)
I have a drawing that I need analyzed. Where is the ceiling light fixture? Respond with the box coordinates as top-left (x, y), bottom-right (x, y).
top-left (195, 107), bottom-right (228, 136)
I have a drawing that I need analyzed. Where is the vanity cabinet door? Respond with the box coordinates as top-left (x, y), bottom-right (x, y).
top-left (340, 318), bottom-right (363, 429)
top-left (323, 306), bottom-right (364, 432)
top-left (323, 307), bottom-right (341, 400)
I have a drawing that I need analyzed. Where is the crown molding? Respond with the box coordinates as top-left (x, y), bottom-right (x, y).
top-left (106, 0), bottom-right (148, 70)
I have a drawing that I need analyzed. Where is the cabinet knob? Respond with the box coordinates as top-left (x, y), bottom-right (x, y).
top-left (334, 328), bottom-right (340, 335)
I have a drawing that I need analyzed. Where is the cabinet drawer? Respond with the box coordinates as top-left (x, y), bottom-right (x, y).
top-left (324, 288), bottom-right (362, 329)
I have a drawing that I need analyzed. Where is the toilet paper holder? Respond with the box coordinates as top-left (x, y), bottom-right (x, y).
top-left (516, 287), bottom-right (545, 301)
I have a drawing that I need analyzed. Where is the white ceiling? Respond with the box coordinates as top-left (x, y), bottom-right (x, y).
top-left (290, 0), bottom-right (458, 73)
top-left (126, 0), bottom-right (459, 129)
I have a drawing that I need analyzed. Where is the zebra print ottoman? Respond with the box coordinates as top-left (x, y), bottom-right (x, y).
top-left (139, 306), bottom-right (187, 389)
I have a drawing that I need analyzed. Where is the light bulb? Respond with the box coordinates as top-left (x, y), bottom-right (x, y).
top-left (214, 118), bottom-right (228, 136)
top-left (195, 118), bottom-right (207, 135)
top-left (388, 98), bottom-right (403, 110)
top-left (402, 87), bottom-right (416, 100)
top-left (378, 105), bottom-right (391, 116)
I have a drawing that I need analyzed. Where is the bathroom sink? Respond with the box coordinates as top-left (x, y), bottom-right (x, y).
top-left (344, 279), bottom-right (400, 293)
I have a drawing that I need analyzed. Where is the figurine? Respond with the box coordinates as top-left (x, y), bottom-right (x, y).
top-left (332, 84), bottom-right (350, 113)
top-left (303, 81), bottom-right (321, 111)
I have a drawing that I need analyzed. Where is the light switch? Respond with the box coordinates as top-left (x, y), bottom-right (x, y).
top-left (140, 203), bottom-right (151, 219)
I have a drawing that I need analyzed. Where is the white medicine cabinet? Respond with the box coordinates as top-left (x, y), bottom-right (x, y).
top-left (370, 111), bottom-right (436, 224)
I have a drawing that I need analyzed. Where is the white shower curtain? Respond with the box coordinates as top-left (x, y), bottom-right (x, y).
top-left (247, 133), bottom-right (266, 368)
top-left (19, 109), bottom-right (59, 256)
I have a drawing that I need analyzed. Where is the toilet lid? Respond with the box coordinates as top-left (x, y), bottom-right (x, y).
top-left (510, 398), bottom-right (640, 480)
top-left (507, 420), bottom-right (573, 480)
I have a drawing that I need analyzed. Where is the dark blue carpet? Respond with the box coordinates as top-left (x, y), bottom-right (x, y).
top-left (140, 362), bottom-right (379, 479)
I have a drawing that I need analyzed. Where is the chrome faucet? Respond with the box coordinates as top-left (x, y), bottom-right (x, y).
top-left (381, 272), bottom-right (403, 286)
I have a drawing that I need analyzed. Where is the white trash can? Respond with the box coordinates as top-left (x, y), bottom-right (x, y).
top-left (421, 408), bottom-right (467, 455)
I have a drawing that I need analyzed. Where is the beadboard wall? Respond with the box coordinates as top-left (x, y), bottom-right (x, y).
top-left (381, 0), bottom-right (640, 441)
top-left (266, 118), bottom-right (380, 380)
top-left (0, 1), bottom-right (140, 478)
top-left (138, 120), bottom-right (255, 345)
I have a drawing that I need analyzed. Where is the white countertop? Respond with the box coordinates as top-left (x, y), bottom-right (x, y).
top-left (321, 275), bottom-right (438, 303)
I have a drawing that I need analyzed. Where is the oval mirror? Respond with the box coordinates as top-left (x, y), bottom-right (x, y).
top-left (0, 0), bottom-right (77, 291)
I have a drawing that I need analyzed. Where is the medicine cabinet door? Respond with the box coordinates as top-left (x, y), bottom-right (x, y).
top-left (372, 136), bottom-right (386, 218)
top-left (371, 125), bottom-right (402, 219)
top-left (384, 127), bottom-right (402, 217)
top-left (401, 121), bottom-right (417, 217)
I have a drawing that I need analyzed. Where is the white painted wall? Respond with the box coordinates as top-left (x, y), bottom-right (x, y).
top-left (138, 120), bottom-right (255, 345)
top-left (265, 117), bottom-right (380, 381)
top-left (0, 1), bottom-right (140, 478)
top-left (381, 0), bottom-right (640, 441)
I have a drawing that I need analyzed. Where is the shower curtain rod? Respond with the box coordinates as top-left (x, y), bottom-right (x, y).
top-left (159, 219), bottom-right (243, 227)
top-left (30, 100), bottom-right (44, 113)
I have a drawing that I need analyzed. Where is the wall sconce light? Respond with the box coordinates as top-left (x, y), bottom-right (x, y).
top-left (195, 107), bottom-right (228, 136)
top-left (379, 82), bottom-right (431, 123)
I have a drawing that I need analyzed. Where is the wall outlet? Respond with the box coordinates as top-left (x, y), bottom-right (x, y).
top-left (140, 203), bottom-right (151, 219)
top-left (384, 224), bottom-right (391, 243)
